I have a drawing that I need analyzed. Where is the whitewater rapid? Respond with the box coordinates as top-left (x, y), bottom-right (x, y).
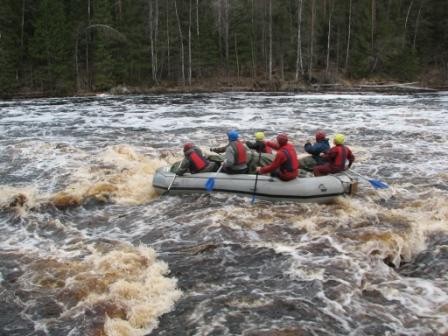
top-left (0, 92), bottom-right (447, 336)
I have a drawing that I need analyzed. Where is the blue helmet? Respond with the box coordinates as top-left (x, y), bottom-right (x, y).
top-left (227, 130), bottom-right (239, 141)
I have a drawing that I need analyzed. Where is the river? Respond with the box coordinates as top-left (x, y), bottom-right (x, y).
top-left (1, 92), bottom-right (447, 336)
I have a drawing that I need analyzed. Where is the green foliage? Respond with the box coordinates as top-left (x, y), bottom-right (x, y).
top-left (0, 0), bottom-right (20, 95)
top-left (1, 0), bottom-right (447, 96)
top-left (30, 0), bottom-right (72, 93)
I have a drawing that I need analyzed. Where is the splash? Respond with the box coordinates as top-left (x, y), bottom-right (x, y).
top-left (21, 243), bottom-right (182, 336)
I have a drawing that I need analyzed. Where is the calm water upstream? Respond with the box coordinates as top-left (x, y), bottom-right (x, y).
top-left (0, 92), bottom-right (447, 336)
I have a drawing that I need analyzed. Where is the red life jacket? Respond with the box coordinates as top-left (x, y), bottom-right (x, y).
top-left (230, 141), bottom-right (247, 165)
top-left (332, 145), bottom-right (348, 171)
top-left (280, 144), bottom-right (299, 173)
top-left (261, 141), bottom-right (273, 154)
top-left (187, 149), bottom-right (208, 173)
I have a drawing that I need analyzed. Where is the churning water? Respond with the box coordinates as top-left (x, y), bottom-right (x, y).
top-left (0, 92), bottom-right (447, 336)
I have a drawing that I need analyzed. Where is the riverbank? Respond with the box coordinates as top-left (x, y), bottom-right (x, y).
top-left (2, 77), bottom-right (446, 100)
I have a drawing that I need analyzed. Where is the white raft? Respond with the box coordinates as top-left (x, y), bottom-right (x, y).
top-left (153, 166), bottom-right (358, 203)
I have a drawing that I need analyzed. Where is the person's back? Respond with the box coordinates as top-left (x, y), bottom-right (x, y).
top-left (313, 134), bottom-right (354, 176)
top-left (221, 130), bottom-right (249, 174)
top-left (300, 131), bottom-right (330, 171)
top-left (257, 133), bottom-right (298, 181)
top-left (175, 143), bottom-right (217, 175)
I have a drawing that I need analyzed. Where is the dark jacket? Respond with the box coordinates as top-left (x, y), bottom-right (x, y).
top-left (304, 139), bottom-right (330, 164)
top-left (246, 140), bottom-right (273, 154)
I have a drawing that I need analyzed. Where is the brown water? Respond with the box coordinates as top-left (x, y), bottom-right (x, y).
top-left (0, 93), bottom-right (447, 336)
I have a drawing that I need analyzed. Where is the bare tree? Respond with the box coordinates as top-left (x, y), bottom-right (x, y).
top-left (308, 0), bottom-right (315, 80)
top-left (251, 0), bottom-right (256, 79)
top-left (404, 0), bottom-right (414, 47)
top-left (413, 1), bottom-right (423, 50)
top-left (345, 0), bottom-right (352, 71)
top-left (295, 0), bottom-right (304, 80)
top-left (326, 0), bottom-right (334, 74)
top-left (268, 0), bottom-right (272, 81)
top-left (234, 34), bottom-right (240, 80)
top-left (149, 0), bottom-right (159, 84)
top-left (196, 0), bottom-right (199, 36)
top-left (174, 0), bottom-right (185, 84)
top-left (188, 0), bottom-right (192, 85)
top-left (166, 1), bottom-right (171, 78)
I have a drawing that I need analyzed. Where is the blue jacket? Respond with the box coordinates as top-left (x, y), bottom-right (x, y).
top-left (304, 139), bottom-right (330, 163)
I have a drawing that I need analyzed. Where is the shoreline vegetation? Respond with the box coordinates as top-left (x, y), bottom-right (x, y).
top-left (5, 78), bottom-right (444, 100)
top-left (2, 1), bottom-right (447, 100)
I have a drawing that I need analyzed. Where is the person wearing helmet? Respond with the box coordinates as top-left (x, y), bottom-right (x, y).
top-left (174, 143), bottom-right (218, 176)
top-left (299, 130), bottom-right (330, 171)
top-left (256, 133), bottom-right (299, 181)
top-left (211, 130), bottom-right (249, 174)
top-left (246, 131), bottom-right (274, 154)
top-left (313, 133), bottom-right (355, 176)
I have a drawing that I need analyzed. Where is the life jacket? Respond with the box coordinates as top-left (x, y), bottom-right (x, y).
top-left (280, 144), bottom-right (299, 173)
top-left (187, 148), bottom-right (208, 173)
top-left (230, 141), bottom-right (247, 165)
top-left (258, 140), bottom-right (272, 154)
top-left (332, 145), bottom-right (348, 171)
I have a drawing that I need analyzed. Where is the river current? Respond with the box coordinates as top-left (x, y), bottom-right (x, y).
top-left (0, 92), bottom-right (447, 336)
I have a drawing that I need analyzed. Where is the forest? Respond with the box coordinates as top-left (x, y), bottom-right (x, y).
top-left (1, 0), bottom-right (447, 97)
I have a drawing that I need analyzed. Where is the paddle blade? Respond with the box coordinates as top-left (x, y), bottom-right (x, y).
top-left (251, 194), bottom-right (256, 204)
top-left (205, 178), bottom-right (215, 192)
top-left (368, 179), bottom-right (389, 189)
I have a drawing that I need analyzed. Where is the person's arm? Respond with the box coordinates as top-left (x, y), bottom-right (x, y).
top-left (265, 140), bottom-right (280, 150)
top-left (246, 141), bottom-right (256, 150)
top-left (224, 147), bottom-right (235, 167)
top-left (210, 144), bottom-right (227, 153)
top-left (347, 148), bottom-right (355, 168)
top-left (259, 151), bottom-right (285, 174)
top-left (322, 147), bottom-right (336, 162)
top-left (174, 158), bottom-right (189, 176)
top-left (305, 142), bottom-right (325, 155)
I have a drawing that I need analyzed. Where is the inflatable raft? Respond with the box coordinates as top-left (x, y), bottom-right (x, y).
top-left (153, 166), bottom-right (358, 203)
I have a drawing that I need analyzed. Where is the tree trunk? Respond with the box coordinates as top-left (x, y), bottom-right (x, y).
top-left (251, 0), bottom-right (256, 79)
top-left (196, 0), bottom-right (199, 36)
top-left (268, 0), bottom-right (272, 81)
top-left (345, 0), bottom-right (352, 72)
top-left (413, 2), bottom-right (423, 50)
top-left (295, 0), bottom-right (303, 81)
top-left (234, 34), bottom-right (240, 81)
top-left (149, 0), bottom-right (158, 83)
top-left (188, 0), bottom-right (192, 85)
top-left (371, 0), bottom-right (376, 51)
top-left (174, 0), bottom-right (185, 84)
top-left (308, 0), bottom-right (315, 80)
top-left (404, 0), bottom-right (414, 47)
top-left (166, 1), bottom-right (171, 78)
top-left (86, 0), bottom-right (91, 89)
top-left (326, 0), bottom-right (333, 75)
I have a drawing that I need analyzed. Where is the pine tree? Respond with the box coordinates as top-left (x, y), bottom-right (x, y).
top-left (0, 0), bottom-right (20, 95)
top-left (30, 0), bottom-right (72, 92)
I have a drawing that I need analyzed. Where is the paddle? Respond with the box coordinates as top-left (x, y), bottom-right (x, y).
top-left (348, 169), bottom-right (389, 189)
top-left (251, 151), bottom-right (262, 204)
top-left (205, 164), bottom-right (223, 192)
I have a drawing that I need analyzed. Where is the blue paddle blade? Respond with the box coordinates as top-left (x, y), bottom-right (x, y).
top-left (251, 194), bottom-right (256, 204)
top-left (205, 178), bottom-right (215, 192)
top-left (368, 179), bottom-right (389, 189)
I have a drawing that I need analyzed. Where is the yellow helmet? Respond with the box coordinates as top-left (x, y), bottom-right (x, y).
top-left (255, 131), bottom-right (265, 141)
top-left (334, 133), bottom-right (345, 145)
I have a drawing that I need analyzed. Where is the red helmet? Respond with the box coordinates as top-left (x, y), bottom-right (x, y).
top-left (315, 130), bottom-right (326, 142)
top-left (277, 133), bottom-right (288, 146)
top-left (183, 143), bottom-right (194, 152)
